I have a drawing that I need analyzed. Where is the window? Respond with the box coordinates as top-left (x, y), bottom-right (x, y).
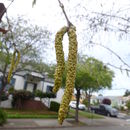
top-left (46, 85), bottom-right (53, 93)
top-left (10, 78), bottom-right (16, 86)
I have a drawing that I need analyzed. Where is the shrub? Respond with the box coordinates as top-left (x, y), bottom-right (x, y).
top-left (8, 86), bottom-right (15, 94)
top-left (34, 90), bottom-right (43, 99)
top-left (12, 90), bottom-right (34, 109)
top-left (34, 90), bottom-right (56, 99)
top-left (0, 92), bottom-right (8, 101)
top-left (126, 100), bottom-right (130, 111)
top-left (45, 93), bottom-right (56, 98)
top-left (50, 101), bottom-right (60, 112)
top-left (102, 98), bottom-right (111, 105)
top-left (0, 109), bottom-right (7, 126)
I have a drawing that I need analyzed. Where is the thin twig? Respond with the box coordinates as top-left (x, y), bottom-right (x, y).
top-left (106, 63), bottom-right (130, 72)
top-left (92, 11), bottom-right (130, 23)
top-left (6, 12), bottom-right (16, 49)
top-left (89, 41), bottom-right (130, 69)
top-left (57, 0), bottom-right (73, 27)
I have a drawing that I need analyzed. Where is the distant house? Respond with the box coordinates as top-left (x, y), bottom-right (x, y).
top-left (0, 71), bottom-right (64, 104)
top-left (90, 95), bottom-right (130, 109)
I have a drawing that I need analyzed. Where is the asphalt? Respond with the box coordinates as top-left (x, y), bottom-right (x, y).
top-left (0, 115), bottom-right (130, 129)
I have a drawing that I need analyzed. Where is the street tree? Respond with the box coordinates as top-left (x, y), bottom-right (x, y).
top-left (0, 17), bottom-right (51, 101)
top-left (75, 57), bottom-right (114, 121)
top-left (62, 57), bottom-right (114, 122)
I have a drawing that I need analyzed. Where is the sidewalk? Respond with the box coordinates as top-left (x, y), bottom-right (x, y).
top-left (0, 119), bottom-right (74, 129)
top-left (0, 117), bottom-right (130, 129)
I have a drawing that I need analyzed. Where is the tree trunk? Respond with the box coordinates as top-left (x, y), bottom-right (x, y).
top-left (88, 94), bottom-right (91, 111)
top-left (0, 77), bottom-right (7, 103)
top-left (0, 64), bottom-right (8, 103)
top-left (75, 88), bottom-right (80, 122)
top-left (85, 90), bottom-right (91, 112)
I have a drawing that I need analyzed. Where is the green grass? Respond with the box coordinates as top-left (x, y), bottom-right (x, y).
top-left (3, 108), bottom-right (104, 119)
top-left (69, 109), bottom-right (104, 119)
top-left (7, 114), bottom-right (58, 119)
top-left (3, 108), bottom-right (58, 119)
top-left (3, 108), bottom-right (73, 119)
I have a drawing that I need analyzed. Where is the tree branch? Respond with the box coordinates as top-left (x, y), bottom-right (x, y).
top-left (92, 11), bottom-right (130, 23)
top-left (89, 41), bottom-right (130, 69)
top-left (106, 63), bottom-right (130, 72)
top-left (57, 0), bottom-right (73, 27)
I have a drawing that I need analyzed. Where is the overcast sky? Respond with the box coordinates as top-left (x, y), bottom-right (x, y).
top-left (1, 0), bottom-right (130, 96)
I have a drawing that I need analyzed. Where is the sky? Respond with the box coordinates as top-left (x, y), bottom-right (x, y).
top-left (0, 0), bottom-right (130, 96)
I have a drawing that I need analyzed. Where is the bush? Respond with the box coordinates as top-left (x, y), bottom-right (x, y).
top-left (0, 109), bottom-right (7, 126)
top-left (12, 90), bottom-right (34, 109)
top-left (126, 100), bottom-right (130, 111)
top-left (50, 101), bottom-right (60, 112)
top-left (8, 86), bottom-right (15, 94)
top-left (0, 92), bottom-right (8, 101)
top-left (34, 90), bottom-right (56, 99)
top-left (102, 98), bottom-right (111, 105)
top-left (45, 93), bottom-right (56, 98)
top-left (34, 90), bottom-right (43, 99)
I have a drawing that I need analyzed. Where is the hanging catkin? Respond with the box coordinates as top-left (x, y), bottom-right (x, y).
top-left (7, 50), bottom-right (20, 83)
top-left (58, 26), bottom-right (78, 125)
top-left (52, 26), bottom-right (68, 93)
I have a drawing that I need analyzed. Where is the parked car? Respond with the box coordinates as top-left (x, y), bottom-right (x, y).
top-left (69, 101), bottom-right (86, 110)
top-left (90, 104), bottom-right (118, 117)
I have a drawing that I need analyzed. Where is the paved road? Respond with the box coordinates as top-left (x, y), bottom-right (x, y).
top-left (118, 113), bottom-right (130, 121)
top-left (0, 125), bottom-right (130, 130)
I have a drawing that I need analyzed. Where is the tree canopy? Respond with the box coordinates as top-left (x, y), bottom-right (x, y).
top-left (77, 57), bottom-right (114, 92)
top-left (62, 57), bottom-right (114, 93)
top-left (0, 17), bottom-right (51, 73)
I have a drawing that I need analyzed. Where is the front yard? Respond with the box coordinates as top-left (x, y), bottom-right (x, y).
top-left (3, 109), bottom-right (58, 119)
top-left (3, 108), bottom-right (104, 119)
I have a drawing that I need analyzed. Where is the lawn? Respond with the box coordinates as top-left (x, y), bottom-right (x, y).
top-left (69, 108), bottom-right (104, 119)
top-left (3, 109), bottom-right (58, 119)
top-left (3, 108), bottom-right (103, 119)
top-left (3, 109), bottom-right (73, 119)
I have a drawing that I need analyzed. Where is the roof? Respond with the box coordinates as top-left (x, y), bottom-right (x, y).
top-left (15, 71), bottom-right (44, 78)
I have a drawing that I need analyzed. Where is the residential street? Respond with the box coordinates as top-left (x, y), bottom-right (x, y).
top-left (118, 112), bottom-right (130, 121)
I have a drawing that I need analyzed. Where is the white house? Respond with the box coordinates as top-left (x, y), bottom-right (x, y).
top-left (0, 71), bottom-right (64, 104)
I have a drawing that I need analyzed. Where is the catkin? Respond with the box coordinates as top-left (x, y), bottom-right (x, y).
top-left (58, 26), bottom-right (78, 125)
top-left (52, 26), bottom-right (68, 93)
top-left (7, 50), bottom-right (20, 83)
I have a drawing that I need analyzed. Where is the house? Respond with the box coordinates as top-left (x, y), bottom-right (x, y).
top-left (0, 71), bottom-right (64, 104)
top-left (90, 95), bottom-right (130, 109)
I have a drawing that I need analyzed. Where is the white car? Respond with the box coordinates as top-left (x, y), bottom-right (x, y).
top-left (69, 101), bottom-right (86, 110)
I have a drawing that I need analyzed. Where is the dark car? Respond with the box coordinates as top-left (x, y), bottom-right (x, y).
top-left (90, 104), bottom-right (118, 117)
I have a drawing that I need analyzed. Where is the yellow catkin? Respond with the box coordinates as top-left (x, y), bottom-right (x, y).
top-left (58, 26), bottom-right (78, 125)
top-left (7, 50), bottom-right (20, 83)
top-left (52, 26), bottom-right (68, 93)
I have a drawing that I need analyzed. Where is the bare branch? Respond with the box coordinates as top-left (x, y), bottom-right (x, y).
top-left (92, 11), bottom-right (130, 23)
top-left (106, 63), bottom-right (130, 72)
top-left (57, 0), bottom-right (73, 27)
top-left (89, 41), bottom-right (130, 69)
